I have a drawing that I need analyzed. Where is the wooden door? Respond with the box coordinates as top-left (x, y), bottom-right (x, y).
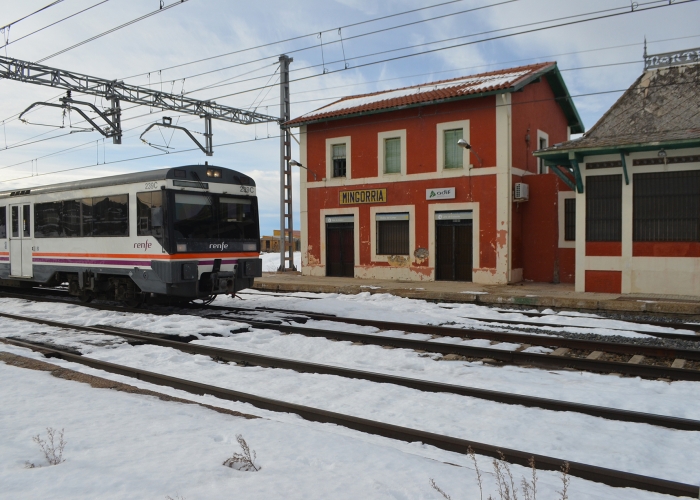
top-left (326, 223), bottom-right (354, 277)
top-left (435, 220), bottom-right (472, 281)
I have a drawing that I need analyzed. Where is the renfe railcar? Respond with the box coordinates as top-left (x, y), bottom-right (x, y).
top-left (0, 164), bottom-right (262, 305)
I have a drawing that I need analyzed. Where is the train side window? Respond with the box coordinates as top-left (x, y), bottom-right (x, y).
top-left (0, 207), bottom-right (5, 238)
top-left (92, 194), bottom-right (128, 237)
top-left (11, 206), bottom-right (19, 237)
top-left (61, 200), bottom-right (81, 237)
top-left (34, 202), bottom-right (61, 238)
top-left (81, 198), bottom-right (94, 236)
top-left (136, 191), bottom-right (163, 238)
top-left (23, 205), bottom-right (31, 237)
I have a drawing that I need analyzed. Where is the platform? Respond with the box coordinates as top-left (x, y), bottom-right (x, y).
top-left (253, 273), bottom-right (700, 316)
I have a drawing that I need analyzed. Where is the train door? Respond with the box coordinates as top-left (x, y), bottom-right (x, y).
top-left (435, 211), bottom-right (472, 281)
top-left (325, 215), bottom-right (354, 277)
top-left (9, 203), bottom-right (33, 277)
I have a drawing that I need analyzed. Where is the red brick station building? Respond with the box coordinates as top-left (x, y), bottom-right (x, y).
top-left (286, 62), bottom-right (584, 285)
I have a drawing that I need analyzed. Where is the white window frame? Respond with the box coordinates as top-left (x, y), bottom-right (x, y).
top-left (437, 120), bottom-right (471, 172)
top-left (378, 129), bottom-right (407, 178)
top-left (537, 130), bottom-right (549, 174)
top-left (325, 136), bottom-right (352, 184)
top-left (370, 204), bottom-right (415, 263)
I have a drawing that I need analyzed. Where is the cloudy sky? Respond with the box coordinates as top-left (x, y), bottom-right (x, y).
top-left (0, 0), bottom-right (698, 235)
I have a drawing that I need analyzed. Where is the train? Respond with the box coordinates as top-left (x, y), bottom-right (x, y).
top-left (0, 164), bottom-right (262, 305)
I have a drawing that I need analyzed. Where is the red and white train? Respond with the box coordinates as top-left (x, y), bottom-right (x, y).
top-left (0, 164), bottom-right (262, 305)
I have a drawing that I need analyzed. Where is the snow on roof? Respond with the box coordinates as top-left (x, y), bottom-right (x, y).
top-left (286, 62), bottom-right (555, 126)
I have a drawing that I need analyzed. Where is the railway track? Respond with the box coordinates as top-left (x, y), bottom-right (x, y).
top-left (0, 330), bottom-right (697, 497)
top-left (240, 289), bottom-right (700, 333)
top-left (1, 310), bottom-right (698, 432)
top-left (3, 288), bottom-right (700, 380)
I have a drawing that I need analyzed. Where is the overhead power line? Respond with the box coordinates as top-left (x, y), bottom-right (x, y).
top-left (191, 0), bottom-right (693, 97)
top-left (122, 0), bottom-right (475, 80)
top-left (35, 0), bottom-right (190, 63)
top-left (0, 1), bottom-right (65, 32)
top-left (164, 0), bottom-right (518, 89)
top-left (1, 0), bottom-right (111, 51)
top-left (208, 0), bottom-right (697, 102)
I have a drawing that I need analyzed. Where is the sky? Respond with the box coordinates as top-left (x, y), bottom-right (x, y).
top-left (0, 0), bottom-right (698, 236)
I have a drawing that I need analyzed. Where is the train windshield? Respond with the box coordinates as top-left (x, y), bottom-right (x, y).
top-left (173, 193), bottom-right (258, 241)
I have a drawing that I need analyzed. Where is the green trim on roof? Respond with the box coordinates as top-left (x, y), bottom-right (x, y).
top-left (534, 138), bottom-right (700, 163)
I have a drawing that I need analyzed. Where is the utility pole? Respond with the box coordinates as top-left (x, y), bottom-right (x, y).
top-left (278, 54), bottom-right (295, 272)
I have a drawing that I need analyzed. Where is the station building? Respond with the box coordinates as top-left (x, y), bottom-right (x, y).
top-left (286, 62), bottom-right (583, 284)
top-left (535, 48), bottom-right (700, 295)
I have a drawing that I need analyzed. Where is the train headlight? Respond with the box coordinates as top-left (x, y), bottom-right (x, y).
top-left (177, 243), bottom-right (187, 252)
top-left (206, 168), bottom-right (222, 178)
top-left (242, 243), bottom-right (256, 251)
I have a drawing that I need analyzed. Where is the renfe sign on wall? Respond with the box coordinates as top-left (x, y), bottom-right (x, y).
top-left (426, 187), bottom-right (455, 200)
top-left (339, 188), bottom-right (387, 205)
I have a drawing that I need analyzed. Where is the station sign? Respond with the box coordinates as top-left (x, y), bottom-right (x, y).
top-left (339, 188), bottom-right (387, 205)
top-left (426, 187), bottom-right (455, 200)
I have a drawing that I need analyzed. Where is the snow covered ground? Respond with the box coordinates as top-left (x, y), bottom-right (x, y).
top-left (260, 251), bottom-right (302, 272)
top-left (1, 292), bottom-right (699, 498)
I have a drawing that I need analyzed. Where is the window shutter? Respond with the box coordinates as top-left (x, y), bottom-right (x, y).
top-left (444, 129), bottom-right (463, 169)
top-left (384, 138), bottom-right (401, 173)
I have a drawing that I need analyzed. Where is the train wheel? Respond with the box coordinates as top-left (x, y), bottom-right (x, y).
top-left (123, 295), bottom-right (145, 308)
top-left (78, 290), bottom-right (93, 303)
top-left (191, 295), bottom-right (216, 306)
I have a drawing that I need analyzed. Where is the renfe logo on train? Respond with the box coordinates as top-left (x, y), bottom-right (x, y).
top-left (134, 241), bottom-right (153, 251)
top-left (339, 188), bottom-right (387, 205)
top-left (209, 242), bottom-right (229, 250)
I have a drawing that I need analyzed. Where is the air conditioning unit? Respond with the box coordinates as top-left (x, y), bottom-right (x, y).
top-left (513, 183), bottom-right (529, 202)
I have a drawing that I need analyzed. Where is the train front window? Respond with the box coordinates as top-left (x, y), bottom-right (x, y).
top-left (173, 193), bottom-right (215, 239)
top-left (218, 197), bottom-right (257, 240)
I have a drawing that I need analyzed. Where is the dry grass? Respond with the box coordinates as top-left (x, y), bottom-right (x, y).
top-left (222, 434), bottom-right (261, 472)
top-left (430, 448), bottom-right (570, 500)
top-left (26, 427), bottom-right (66, 468)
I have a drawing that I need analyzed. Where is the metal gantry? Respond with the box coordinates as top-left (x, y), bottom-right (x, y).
top-left (0, 56), bottom-right (279, 126)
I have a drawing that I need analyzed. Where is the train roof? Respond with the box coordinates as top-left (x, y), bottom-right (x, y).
top-left (0, 164), bottom-right (255, 199)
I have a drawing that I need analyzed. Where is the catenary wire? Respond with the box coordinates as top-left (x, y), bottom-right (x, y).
top-left (166, 0), bottom-right (678, 95)
top-left (1, 0), bottom-right (111, 51)
top-left (195, 0), bottom-right (696, 96)
top-left (161, 0), bottom-right (518, 88)
top-left (35, 0), bottom-right (190, 63)
top-left (0, 1), bottom-right (65, 32)
top-left (120, 0), bottom-right (474, 80)
top-left (207, 0), bottom-right (697, 101)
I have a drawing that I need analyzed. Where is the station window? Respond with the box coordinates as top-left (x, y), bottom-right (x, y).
top-left (0, 207), bottom-right (5, 238)
top-left (332, 144), bottom-right (346, 178)
top-left (444, 129), bottom-right (463, 169)
top-left (384, 138), bottom-right (401, 174)
top-left (376, 213), bottom-right (409, 255)
top-left (564, 198), bottom-right (576, 241)
top-left (586, 175), bottom-right (621, 242)
top-left (137, 191), bottom-right (163, 238)
top-left (634, 170), bottom-right (700, 241)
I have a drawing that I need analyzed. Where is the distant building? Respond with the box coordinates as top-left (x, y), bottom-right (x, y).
top-left (286, 62), bottom-right (582, 283)
top-left (261, 230), bottom-right (300, 253)
top-left (535, 48), bottom-right (700, 295)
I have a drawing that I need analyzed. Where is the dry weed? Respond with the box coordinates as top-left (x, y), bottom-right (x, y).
top-left (222, 434), bottom-right (260, 472)
top-left (32, 427), bottom-right (66, 466)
